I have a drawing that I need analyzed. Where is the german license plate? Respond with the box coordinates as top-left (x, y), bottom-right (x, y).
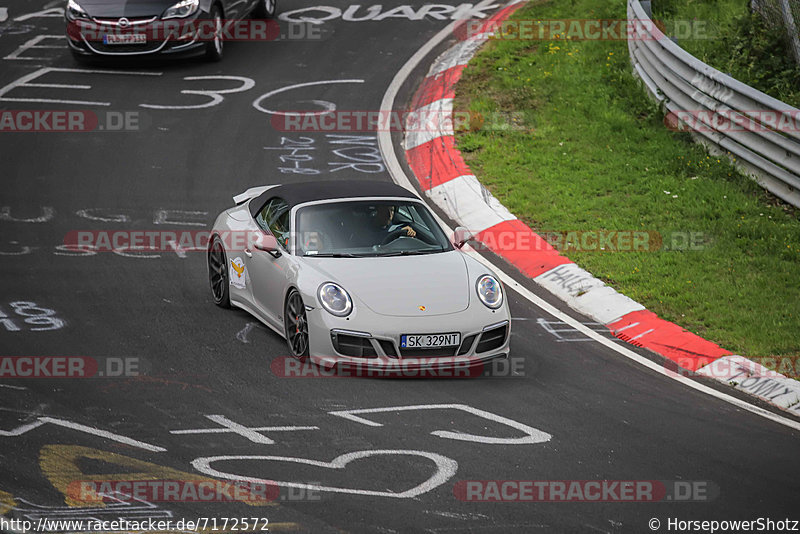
top-left (103, 34), bottom-right (146, 45)
top-left (401, 333), bottom-right (460, 348)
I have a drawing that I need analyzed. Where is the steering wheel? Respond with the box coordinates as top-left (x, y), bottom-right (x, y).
top-left (380, 227), bottom-right (412, 246)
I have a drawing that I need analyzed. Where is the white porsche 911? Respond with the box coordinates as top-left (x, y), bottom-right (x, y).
top-left (207, 180), bottom-right (510, 371)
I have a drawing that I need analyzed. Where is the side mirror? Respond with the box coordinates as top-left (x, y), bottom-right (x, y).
top-left (453, 226), bottom-right (473, 249)
top-left (254, 232), bottom-right (281, 257)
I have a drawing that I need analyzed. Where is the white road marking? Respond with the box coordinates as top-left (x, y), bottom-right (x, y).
top-left (0, 383), bottom-right (27, 390)
top-left (141, 75), bottom-right (255, 110)
top-left (0, 244), bottom-right (34, 255)
top-left (13, 7), bottom-right (62, 21)
top-left (4, 34), bottom-right (64, 61)
top-left (376, 0), bottom-right (800, 433)
top-left (236, 322), bottom-right (258, 343)
top-left (424, 510), bottom-right (490, 520)
top-left (25, 83), bottom-right (91, 89)
top-left (0, 8), bottom-right (8, 22)
top-left (0, 417), bottom-right (166, 451)
top-left (0, 420), bottom-right (42, 436)
top-left (252, 79), bottom-right (364, 116)
top-left (0, 68), bottom-right (161, 106)
top-left (4, 301), bottom-right (64, 332)
top-left (278, 4), bottom-right (499, 24)
top-left (76, 208), bottom-right (131, 223)
top-left (171, 415), bottom-right (318, 444)
top-left (612, 321), bottom-right (640, 333)
top-left (153, 209), bottom-right (207, 226)
top-left (536, 317), bottom-right (563, 339)
top-left (0, 206), bottom-right (54, 223)
top-left (329, 404), bottom-right (551, 445)
top-left (630, 328), bottom-right (655, 341)
top-left (537, 317), bottom-right (609, 342)
top-left (191, 449), bottom-right (458, 498)
top-left (112, 246), bottom-right (160, 259)
top-left (54, 244), bottom-right (96, 256)
top-left (166, 240), bottom-right (186, 258)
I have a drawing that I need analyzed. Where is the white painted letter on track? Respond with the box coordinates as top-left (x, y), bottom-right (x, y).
top-left (329, 404), bottom-right (552, 445)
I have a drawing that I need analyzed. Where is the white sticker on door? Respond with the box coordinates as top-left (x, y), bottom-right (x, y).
top-left (230, 257), bottom-right (247, 289)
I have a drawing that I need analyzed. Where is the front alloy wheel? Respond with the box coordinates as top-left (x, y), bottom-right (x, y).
top-left (208, 236), bottom-right (230, 308)
top-left (284, 289), bottom-right (309, 360)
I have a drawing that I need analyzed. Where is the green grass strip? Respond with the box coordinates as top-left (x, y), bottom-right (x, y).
top-left (654, 0), bottom-right (800, 108)
top-left (453, 0), bottom-right (800, 363)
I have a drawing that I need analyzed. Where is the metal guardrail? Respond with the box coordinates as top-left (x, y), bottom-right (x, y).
top-left (627, 0), bottom-right (800, 207)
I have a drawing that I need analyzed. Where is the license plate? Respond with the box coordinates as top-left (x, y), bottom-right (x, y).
top-left (103, 34), bottom-right (146, 45)
top-left (401, 333), bottom-right (461, 348)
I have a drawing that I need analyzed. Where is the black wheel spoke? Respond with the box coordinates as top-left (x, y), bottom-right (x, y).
top-left (208, 239), bottom-right (229, 305)
top-left (285, 292), bottom-right (308, 358)
top-left (210, 249), bottom-right (222, 268)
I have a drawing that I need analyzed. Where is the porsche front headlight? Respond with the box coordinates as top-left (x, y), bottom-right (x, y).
top-left (162, 0), bottom-right (199, 19)
top-left (476, 275), bottom-right (503, 309)
top-left (66, 0), bottom-right (89, 20)
top-left (318, 282), bottom-right (353, 317)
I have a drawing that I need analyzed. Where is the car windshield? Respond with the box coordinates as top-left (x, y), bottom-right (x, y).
top-left (295, 200), bottom-right (453, 257)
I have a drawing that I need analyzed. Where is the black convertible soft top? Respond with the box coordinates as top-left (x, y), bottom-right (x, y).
top-left (248, 180), bottom-right (419, 217)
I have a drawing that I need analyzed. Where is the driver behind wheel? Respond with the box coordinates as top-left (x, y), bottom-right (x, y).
top-left (373, 205), bottom-right (416, 239)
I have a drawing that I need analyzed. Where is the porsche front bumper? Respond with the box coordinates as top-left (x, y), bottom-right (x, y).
top-left (305, 303), bottom-right (511, 373)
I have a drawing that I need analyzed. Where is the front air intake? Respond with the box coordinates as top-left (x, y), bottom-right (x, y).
top-left (331, 332), bottom-right (378, 358)
top-left (476, 324), bottom-right (508, 353)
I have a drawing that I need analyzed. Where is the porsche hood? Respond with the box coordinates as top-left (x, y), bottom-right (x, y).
top-left (307, 251), bottom-right (471, 316)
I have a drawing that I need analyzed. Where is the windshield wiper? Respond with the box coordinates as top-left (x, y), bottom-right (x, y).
top-left (378, 249), bottom-right (445, 257)
top-left (304, 252), bottom-right (358, 258)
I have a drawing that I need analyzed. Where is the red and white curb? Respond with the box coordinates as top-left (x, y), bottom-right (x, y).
top-left (697, 356), bottom-right (800, 412)
top-left (402, 0), bottom-right (800, 416)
